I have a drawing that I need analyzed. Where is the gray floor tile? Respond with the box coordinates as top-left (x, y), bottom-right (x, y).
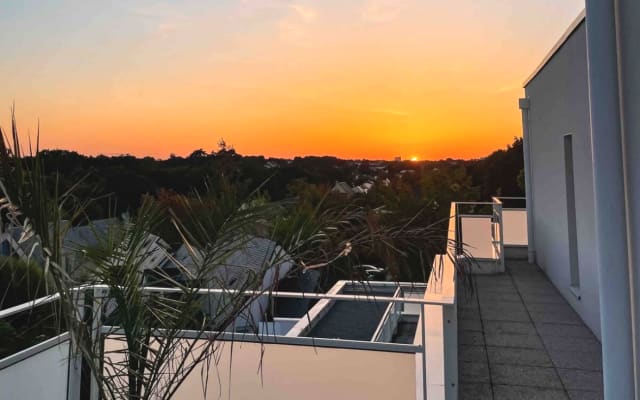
top-left (459, 304), bottom-right (480, 313)
top-left (459, 345), bottom-right (487, 362)
top-left (478, 291), bottom-right (523, 303)
top-left (493, 385), bottom-right (568, 400)
top-left (459, 309), bottom-right (481, 321)
top-left (459, 330), bottom-right (485, 346)
top-left (476, 285), bottom-right (519, 294)
top-left (535, 323), bottom-right (595, 339)
top-left (557, 369), bottom-right (603, 392)
top-left (514, 281), bottom-right (557, 291)
top-left (529, 310), bottom-right (583, 325)
top-left (485, 332), bottom-right (544, 349)
top-left (482, 308), bottom-right (531, 322)
top-left (518, 287), bottom-right (563, 297)
top-left (547, 349), bottom-right (602, 371)
top-left (525, 302), bottom-right (575, 313)
top-left (487, 346), bottom-right (553, 367)
top-left (491, 365), bottom-right (563, 388)
top-left (480, 300), bottom-right (527, 312)
top-left (484, 320), bottom-right (537, 336)
top-left (567, 390), bottom-right (603, 400)
top-left (458, 295), bottom-right (478, 304)
top-left (476, 275), bottom-right (513, 283)
top-left (460, 361), bottom-right (491, 383)
top-left (459, 318), bottom-right (483, 332)
top-left (458, 262), bottom-right (604, 400)
top-left (460, 383), bottom-right (493, 400)
top-left (520, 293), bottom-right (567, 305)
top-left (540, 335), bottom-right (601, 353)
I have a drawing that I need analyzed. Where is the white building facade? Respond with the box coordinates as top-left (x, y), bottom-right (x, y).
top-left (521, 2), bottom-right (640, 397)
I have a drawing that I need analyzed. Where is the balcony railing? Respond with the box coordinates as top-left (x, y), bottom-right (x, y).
top-left (0, 279), bottom-right (460, 400)
top-left (492, 196), bottom-right (528, 247)
top-left (453, 201), bottom-right (505, 273)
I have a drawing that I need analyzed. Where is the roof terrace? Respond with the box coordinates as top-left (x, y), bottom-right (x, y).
top-left (0, 196), bottom-right (603, 399)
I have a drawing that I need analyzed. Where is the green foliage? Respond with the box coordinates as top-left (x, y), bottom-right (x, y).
top-left (517, 168), bottom-right (525, 192)
top-left (0, 256), bottom-right (47, 308)
top-left (0, 257), bottom-right (61, 359)
top-left (468, 137), bottom-right (524, 198)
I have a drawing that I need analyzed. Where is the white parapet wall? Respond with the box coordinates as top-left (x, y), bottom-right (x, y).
top-left (0, 333), bottom-right (73, 400)
top-left (416, 253), bottom-right (457, 400)
top-left (502, 209), bottom-right (528, 246)
top-left (104, 335), bottom-right (418, 400)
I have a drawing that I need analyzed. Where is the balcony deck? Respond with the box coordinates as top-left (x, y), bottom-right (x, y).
top-left (457, 260), bottom-right (603, 400)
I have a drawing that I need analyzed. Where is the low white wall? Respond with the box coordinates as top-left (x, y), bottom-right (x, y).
top-left (502, 210), bottom-right (528, 246)
top-left (0, 336), bottom-right (71, 400)
top-left (460, 216), bottom-right (494, 259)
top-left (104, 337), bottom-right (417, 400)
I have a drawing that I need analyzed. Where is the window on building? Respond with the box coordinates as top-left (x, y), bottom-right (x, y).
top-left (564, 134), bottom-right (580, 290)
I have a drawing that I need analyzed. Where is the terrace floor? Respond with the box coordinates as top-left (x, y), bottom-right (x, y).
top-left (457, 260), bottom-right (604, 400)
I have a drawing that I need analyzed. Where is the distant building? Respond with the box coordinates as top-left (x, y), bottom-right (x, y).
top-left (173, 236), bottom-right (293, 332)
top-left (0, 218), bottom-right (171, 277)
top-left (331, 181), bottom-right (354, 195)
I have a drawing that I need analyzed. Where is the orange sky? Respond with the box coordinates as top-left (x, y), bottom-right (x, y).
top-left (0, 1), bottom-right (584, 160)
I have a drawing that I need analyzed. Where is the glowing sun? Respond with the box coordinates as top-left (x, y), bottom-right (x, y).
top-left (410, 156), bottom-right (419, 162)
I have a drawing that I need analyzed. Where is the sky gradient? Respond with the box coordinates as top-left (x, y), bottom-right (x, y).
top-left (1, 0), bottom-right (584, 160)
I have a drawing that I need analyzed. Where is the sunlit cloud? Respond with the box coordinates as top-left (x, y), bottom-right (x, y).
top-left (361, 0), bottom-right (409, 23)
top-left (289, 4), bottom-right (317, 23)
top-left (130, 3), bottom-right (190, 38)
top-left (278, 3), bottom-right (318, 44)
top-left (235, 0), bottom-right (287, 19)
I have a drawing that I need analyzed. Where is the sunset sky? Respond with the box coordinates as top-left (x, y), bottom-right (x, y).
top-left (1, 0), bottom-right (584, 160)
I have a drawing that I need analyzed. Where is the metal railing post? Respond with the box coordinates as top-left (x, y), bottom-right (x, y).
top-left (420, 304), bottom-right (428, 400)
top-left (497, 203), bottom-right (505, 272)
top-left (67, 289), bottom-right (85, 400)
top-left (90, 287), bottom-right (106, 400)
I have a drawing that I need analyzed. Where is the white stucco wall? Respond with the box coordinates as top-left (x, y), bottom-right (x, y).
top-left (0, 338), bottom-right (71, 400)
top-left (525, 22), bottom-right (601, 339)
top-left (104, 336), bottom-right (418, 400)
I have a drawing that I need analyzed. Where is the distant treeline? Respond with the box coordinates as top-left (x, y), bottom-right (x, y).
top-left (33, 137), bottom-right (524, 219)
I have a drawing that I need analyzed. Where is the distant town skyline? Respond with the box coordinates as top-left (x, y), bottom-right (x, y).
top-left (1, 0), bottom-right (583, 160)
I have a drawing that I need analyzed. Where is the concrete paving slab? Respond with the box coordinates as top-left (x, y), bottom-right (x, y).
top-left (557, 369), bottom-right (603, 392)
top-left (493, 385), bottom-right (569, 400)
top-left (458, 260), bottom-right (603, 400)
top-left (459, 345), bottom-right (487, 362)
top-left (491, 365), bottom-right (564, 388)
top-left (567, 390), bottom-right (603, 400)
top-left (459, 383), bottom-right (493, 400)
top-left (547, 349), bottom-right (602, 371)
top-left (487, 346), bottom-right (553, 367)
top-left (459, 330), bottom-right (485, 346)
top-left (483, 320), bottom-right (537, 336)
top-left (459, 361), bottom-right (491, 383)
top-left (534, 323), bottom-right (595, 339)
top-left (484, 332), bottom-right (545, 349)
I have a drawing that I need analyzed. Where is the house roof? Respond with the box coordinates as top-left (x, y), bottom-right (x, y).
top-left (523, 9), bottom-right (586, 88)
top-left (331, 181), bottom-right (353, 194)
top-left (174, 236), bottom-right (293, 289)
top-left (62, 219), bottom-right (118, 250)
